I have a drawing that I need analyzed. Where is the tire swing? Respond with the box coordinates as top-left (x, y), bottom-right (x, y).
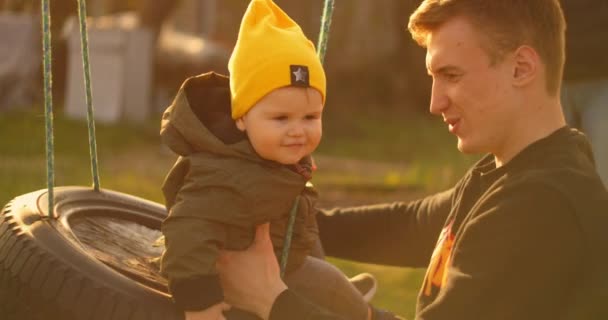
top-left (0, 1), bottom-right (335, 320)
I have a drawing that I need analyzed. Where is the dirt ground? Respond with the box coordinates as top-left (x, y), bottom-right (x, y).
top-left (312, 155), bottom-right (429, 208)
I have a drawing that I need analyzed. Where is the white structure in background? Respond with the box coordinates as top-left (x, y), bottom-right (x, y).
top-left (64, 13), bottom-right (153, 124)
top-left (0, 13), bottom-right (40, 111)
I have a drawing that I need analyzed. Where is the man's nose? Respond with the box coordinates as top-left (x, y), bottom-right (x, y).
top-left (429, 81), bottom-right (449, 116)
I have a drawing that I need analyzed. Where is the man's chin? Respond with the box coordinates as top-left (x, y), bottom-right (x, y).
top-left (457, 140), bottom-right (481, 155)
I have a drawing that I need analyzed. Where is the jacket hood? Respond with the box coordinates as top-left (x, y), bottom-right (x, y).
top-left (160, 72), bottom-right (260, 162)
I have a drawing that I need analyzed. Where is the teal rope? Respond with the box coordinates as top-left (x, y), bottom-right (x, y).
top-left (280, 0), bottom-right (336, 278)
top-left (280, 196), bottom-right (300, 278)
top-left (76, 0), bottom-right (101, 191)
top-left (41, 0), bottom-right (55, 218)
top-left (316, 0), bottom-right (335, 64)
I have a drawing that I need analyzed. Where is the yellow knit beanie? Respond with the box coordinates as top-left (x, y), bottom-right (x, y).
top-left (228, 0), bottom-right (327, 119)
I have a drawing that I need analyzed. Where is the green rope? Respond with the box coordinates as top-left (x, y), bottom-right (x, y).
top-left (41, 0), bottom-right (55, 218)
top-left (316, 0), bottom-right (335, 64)
top-left (76, 0), bottom-right (101, 191)
top-left (280, 196), bottom-right (300, 278)
top-left (280, 0), bottom-right (335, 278)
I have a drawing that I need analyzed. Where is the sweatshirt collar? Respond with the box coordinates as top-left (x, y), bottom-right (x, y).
top-left (473, 126), bottom-right (572, 180)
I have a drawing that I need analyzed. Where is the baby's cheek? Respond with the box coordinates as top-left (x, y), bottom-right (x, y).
top-left (308, 139), bottom-right (321, 153)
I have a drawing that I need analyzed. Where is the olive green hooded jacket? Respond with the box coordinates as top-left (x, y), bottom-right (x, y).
top-left (159, 72), bottom-right (319, 311)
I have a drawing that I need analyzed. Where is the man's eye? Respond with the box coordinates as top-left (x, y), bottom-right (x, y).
top-left (444, 73), bottom-right (461, 82)
top-left (305, 114), bottom-right (320, 120)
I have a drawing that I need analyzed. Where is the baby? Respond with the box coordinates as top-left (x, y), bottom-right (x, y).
top-left (160, 1), bottom-right (374, 319)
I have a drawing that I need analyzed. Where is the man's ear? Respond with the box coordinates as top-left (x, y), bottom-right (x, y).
top-left (512, 45), bottom-right (538, 87)
top-left (235, 117), bottom-right (246, 131)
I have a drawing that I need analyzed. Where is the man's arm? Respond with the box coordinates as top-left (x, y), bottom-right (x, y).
top-left (217, 223), bottom-right (346, 320)
top-left (217, 224), bottom-right (405, 320)
top-left (318, 189), bottom-right (453, 267)
top-left (417, 184), bottom-right (583, 319)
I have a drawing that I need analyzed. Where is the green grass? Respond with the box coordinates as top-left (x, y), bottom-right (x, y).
top-left (0, 109), bottom-right (167, 205)
top-left (318, 108), bottom-right (479, 191)
top-left (0, 108), bottom-right (479, 318)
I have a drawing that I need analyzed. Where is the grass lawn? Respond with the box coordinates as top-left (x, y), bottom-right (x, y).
top-left (0, 107), bottom-right (478, 318)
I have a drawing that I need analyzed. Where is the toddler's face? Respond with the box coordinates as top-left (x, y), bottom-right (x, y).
top-left (236, 87), bottom-right (323, 165)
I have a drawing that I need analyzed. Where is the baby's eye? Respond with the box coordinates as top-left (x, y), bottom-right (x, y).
top-left (305, 114), bottom-right (320, 120)
top-left (273, 115), bottom-right (288, 121)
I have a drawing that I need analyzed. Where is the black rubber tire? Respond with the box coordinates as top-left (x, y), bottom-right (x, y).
top-left (0, 186), bottom-right (183, 320)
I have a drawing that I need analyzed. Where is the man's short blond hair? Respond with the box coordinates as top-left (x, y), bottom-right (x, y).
top-left (408, 0), bottom-right (566, 96)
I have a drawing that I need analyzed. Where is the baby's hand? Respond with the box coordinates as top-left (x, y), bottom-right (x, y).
top-left (184, 302), bottom-right (231, 320)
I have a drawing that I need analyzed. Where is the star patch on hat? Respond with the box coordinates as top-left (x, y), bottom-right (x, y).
top-left (290, 65), bottom-right (310, 87)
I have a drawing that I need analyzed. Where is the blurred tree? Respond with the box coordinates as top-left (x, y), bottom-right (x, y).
top-left (3, 0), bottom-right (36, 12)
top-left (137, 0), bottom-right (179, 40)
top-left (274, 0), bottom-right (324, 42)
top-left (321, 0), bottom-right (429, 112)
top-left (31, 0), bottom-right (431, 113)
top-left (204, 0), bottom-right (430, 112)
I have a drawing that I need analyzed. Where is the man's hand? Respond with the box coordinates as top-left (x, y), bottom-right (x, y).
top-left (216, 223), bottom-right (288, 320)
top-left (184, 302), bottom-right (231, 320)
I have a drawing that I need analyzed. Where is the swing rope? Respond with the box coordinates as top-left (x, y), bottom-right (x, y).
top-left (41, 0), bottom-right (55, 217)
top-left (41, 0), bottom-right (101, 217)
top-left (317, 0), bottom-right (335, 64)
top-left (76, 0), bottom-right (102, 192)
top-left (280, 195), bottom-right (300, 278)
top-left (280, 0), bottom-right (335, 278)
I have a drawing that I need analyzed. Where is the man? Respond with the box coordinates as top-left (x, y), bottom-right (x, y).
top-left (216, 0), bottom-right (608, 319)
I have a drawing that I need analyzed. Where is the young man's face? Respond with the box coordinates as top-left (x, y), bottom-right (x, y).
top-left (425, 16), bottom-right (517, 155)
top-left (236, 87), bottom-right (323, 165)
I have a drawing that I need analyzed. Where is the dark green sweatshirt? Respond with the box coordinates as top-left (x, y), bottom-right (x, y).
top-left (271, 127), bottom-right (608, 320)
